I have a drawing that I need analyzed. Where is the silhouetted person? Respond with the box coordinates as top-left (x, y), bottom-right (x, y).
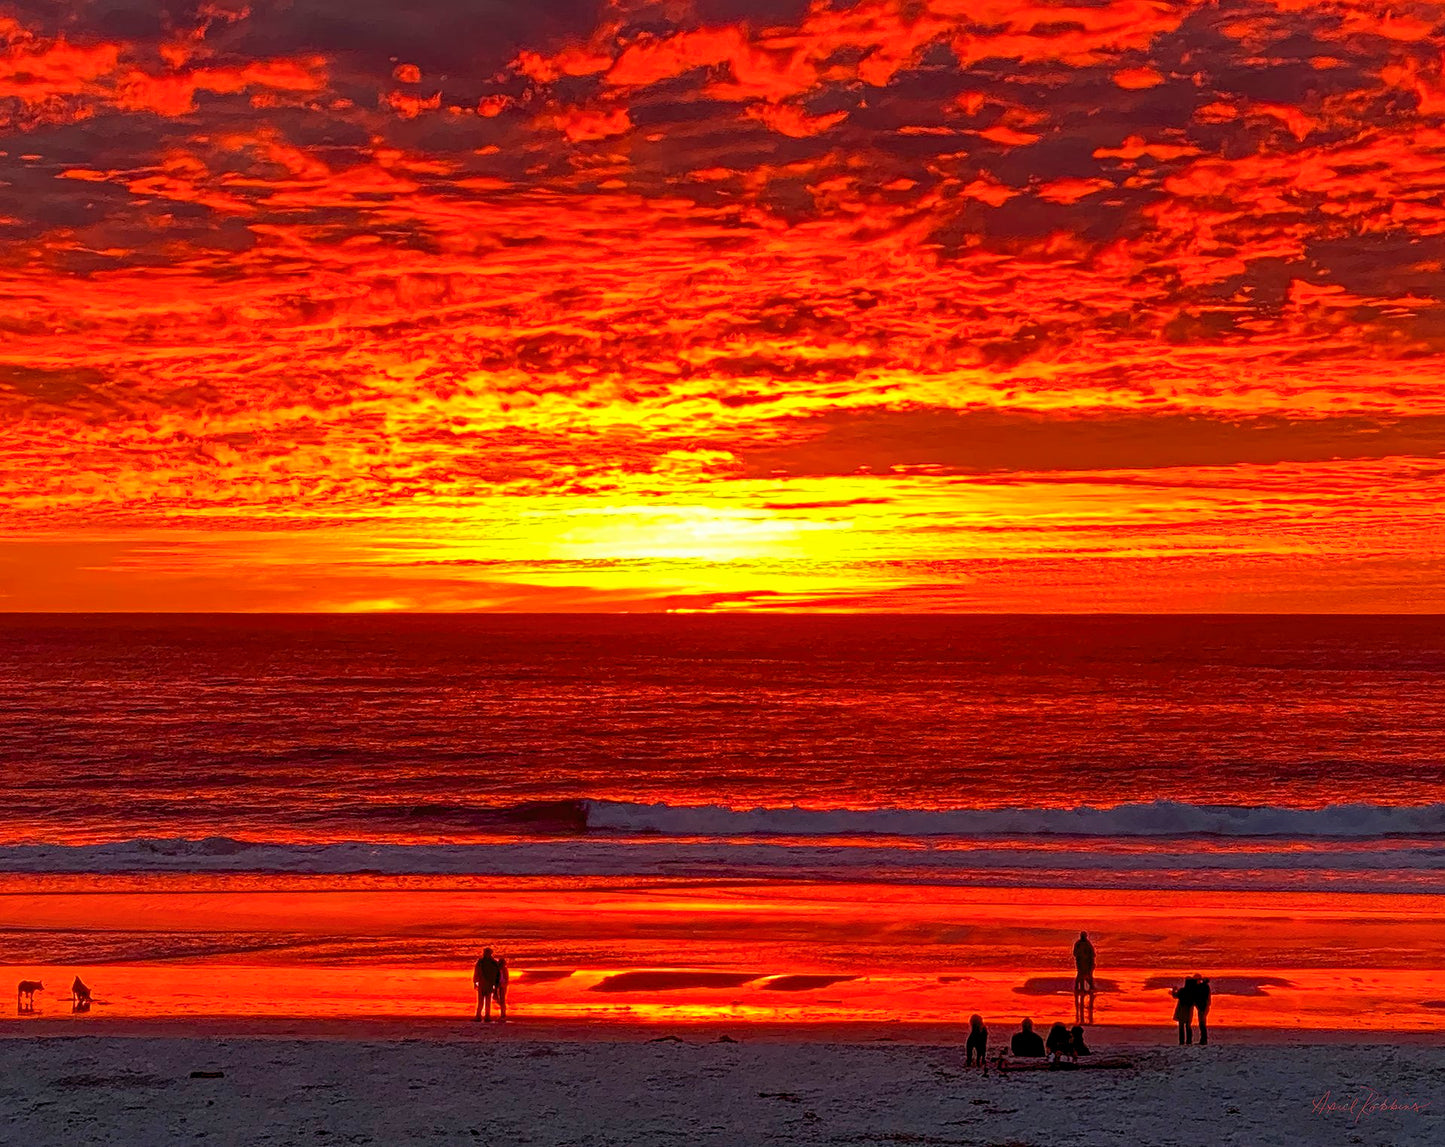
top-left (1010, 1017), bottom-right (1045, 1057)
top-left (71, 976), bottom-right (92, 1013)
top-left (1171, 978), bottom-right (1196, 1045)
top-left (1073, 931), bottom-right (1096, 1024)
top-left (473, 948), bottom-right (500, 1022)
top-left (1070, 1024), bottom-right (1091, 1056)
top-left (493, 956), bottom-right (509, 1023)
top-left (1045, 1021), bottom-right (1073, 1062)
top-left (965, 1013), bottom-right (988, 1069)
top-left (1073, 931), bottom-right (1096, 993)
top-left (1193, 974), bottom-right (1211, 1045)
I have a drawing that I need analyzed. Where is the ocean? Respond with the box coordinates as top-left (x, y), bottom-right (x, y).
top-left (2, 615), bottom-right (1443, 1027)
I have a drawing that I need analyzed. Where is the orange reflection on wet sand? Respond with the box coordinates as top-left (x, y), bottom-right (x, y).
top-left (5, 964), bottom-right (1442, 1030)
top-left (1, 877), bottom-right (1441, 1030)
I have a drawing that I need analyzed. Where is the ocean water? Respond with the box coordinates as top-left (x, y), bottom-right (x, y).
top-left (2, 615), bottom-right (1443, 1025)
top-left (2, 614), bottom-right (1443, 875)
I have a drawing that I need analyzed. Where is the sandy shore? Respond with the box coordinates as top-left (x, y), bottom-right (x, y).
top-left (0, 1027), bottom-right (1437, 1146)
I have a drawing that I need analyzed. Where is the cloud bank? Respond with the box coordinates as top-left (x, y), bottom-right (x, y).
top-left (3, 1), bottom-right (1445, 609)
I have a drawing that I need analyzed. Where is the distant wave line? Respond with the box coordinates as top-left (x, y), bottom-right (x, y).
top-left (265, 797), bottom-right (1445, 840)
top-left (580, 799), bottom-right (1445, 840)
top-left (0, 835), bottom-right (1441, 880)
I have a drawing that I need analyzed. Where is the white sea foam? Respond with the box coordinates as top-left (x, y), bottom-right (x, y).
top-left (582, 798), bottom-right (1445, 838)
top-left (1, 837), bottom-right (1442, 894)
top-left (3, 802), bottom-right (1439, 888)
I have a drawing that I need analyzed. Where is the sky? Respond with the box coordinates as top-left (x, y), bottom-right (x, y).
top-left (2, 0), bottom-right (1445, 612)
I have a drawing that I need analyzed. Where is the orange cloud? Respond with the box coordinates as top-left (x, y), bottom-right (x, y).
top-left (745, 102), bottom-right (846, 138)
top-left (3, 1), bottom-right (1445, 610)
top-left (548, 104), bottom-right (632, 141)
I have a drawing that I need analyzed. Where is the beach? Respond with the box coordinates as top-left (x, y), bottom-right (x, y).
top-left (0, 1023), bottom-right (1438, 1146)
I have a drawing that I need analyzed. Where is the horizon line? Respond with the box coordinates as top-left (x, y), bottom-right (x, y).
top-left (2, 610), bottom-right (1444, 619)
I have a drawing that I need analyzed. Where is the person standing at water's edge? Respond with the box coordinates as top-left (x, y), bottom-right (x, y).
top-left (1073, 930), bottom-right (1096, 1024)
top-left (494, 956), bottom-right (509, 1023)
top-left (1171, 977), bottom-right (1196, 1045)
top-left (1073, 931), bottom-right (1095, 993)
top-left (473, 948), bottom-right (501, 1022)
top-left (1193, 974), bottom-right (1211, 1045)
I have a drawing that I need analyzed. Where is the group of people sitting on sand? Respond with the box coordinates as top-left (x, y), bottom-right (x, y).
top-left (16, 976), bottom-right (92, 1014)
top-left (471, 947), bottom-right (510, 1022)
top-left (964, 1015), bottom-right (1092, 1072)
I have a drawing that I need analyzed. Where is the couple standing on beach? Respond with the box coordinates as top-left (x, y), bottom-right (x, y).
top-left (472, 947), bottom-right (510, 1023)
top-left (1170, 974), bottom-right (1211, 1045)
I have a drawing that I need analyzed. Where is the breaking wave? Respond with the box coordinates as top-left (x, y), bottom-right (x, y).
top-left (581, 799), bottom-right (1445, 839)
top-left (0, 799), bottom-right (1441, 892)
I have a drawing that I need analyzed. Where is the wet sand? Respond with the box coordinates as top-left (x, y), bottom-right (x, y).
top-left (5, 876), bottom-right (1445, 1029)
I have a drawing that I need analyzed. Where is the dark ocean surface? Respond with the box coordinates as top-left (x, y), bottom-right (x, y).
top-left (0, 614), bottom-right (1441, 889)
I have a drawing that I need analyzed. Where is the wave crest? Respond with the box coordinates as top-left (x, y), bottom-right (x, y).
top-left (581, 799), bottom-right (1445, 839)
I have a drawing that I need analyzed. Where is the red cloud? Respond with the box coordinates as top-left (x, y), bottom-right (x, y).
top-left (4, 1), bottom-right (1445, 610)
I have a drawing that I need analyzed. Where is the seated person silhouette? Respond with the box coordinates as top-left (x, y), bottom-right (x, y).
top-left (72, 976), bottom-right (92, 1013)
top-left (1010, 1017), bottom-right (1045, 1057)
top-left (1069, 1024), bottom-right (1091, 1056)
top-left (1045, 1021), bottom-right (1073, 1062)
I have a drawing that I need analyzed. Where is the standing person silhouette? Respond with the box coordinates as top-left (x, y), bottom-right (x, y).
top-left (1073, 931), bottom-right (1096, 1023)
top-left (1193, 974), bottom-right (1211, 1045)
top-left (494, 956), bottom-right (510, 1023)
top-left (473, 948), bottom-right (500, 1022)
top-left (1171, 977), bottom-right (1196, 1045)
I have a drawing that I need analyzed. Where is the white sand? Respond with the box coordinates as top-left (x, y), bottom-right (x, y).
top-left (0, 1029), bottom-right (1438, 1146)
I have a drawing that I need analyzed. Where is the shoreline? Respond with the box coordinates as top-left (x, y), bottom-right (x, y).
top-left (3, 1015), bottom-right (1441, 1045)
